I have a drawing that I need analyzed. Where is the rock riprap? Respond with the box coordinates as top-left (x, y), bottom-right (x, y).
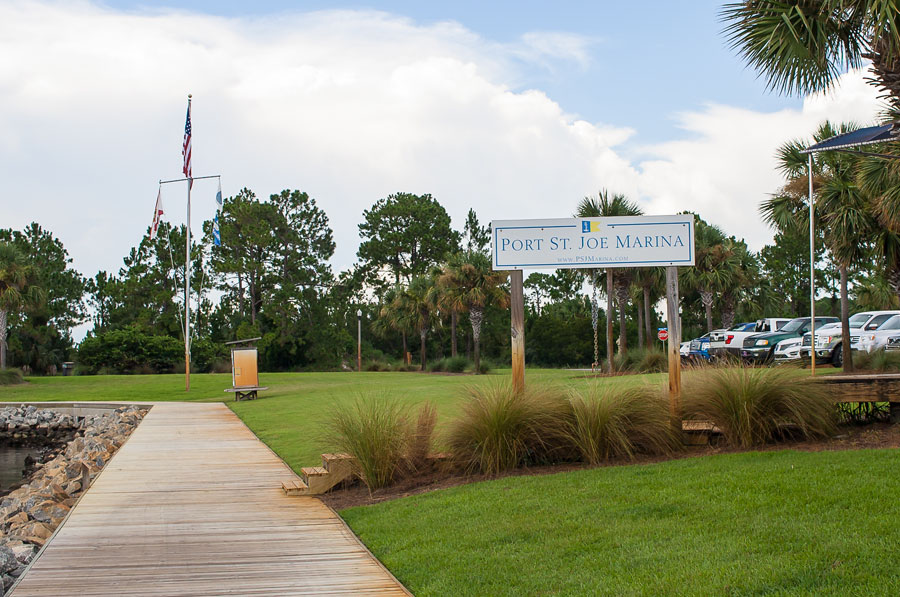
top-left (0, 406), bottom-right (81, 445)
top-left (0, 406), bottom-right (147, 593)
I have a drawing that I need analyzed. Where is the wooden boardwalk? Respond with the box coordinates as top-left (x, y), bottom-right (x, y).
top-left (10, 402), bottom-right (410, 596)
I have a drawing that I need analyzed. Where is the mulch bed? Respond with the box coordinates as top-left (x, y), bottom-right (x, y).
top-left (319, 422), bottom-right (900, 510)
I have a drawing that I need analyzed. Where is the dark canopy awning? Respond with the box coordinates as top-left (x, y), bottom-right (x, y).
top-left (801, 122), bottom-right (900, 154)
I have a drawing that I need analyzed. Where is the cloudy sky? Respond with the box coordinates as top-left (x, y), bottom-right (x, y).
top-left (1, 0), bottom-right (886, 287)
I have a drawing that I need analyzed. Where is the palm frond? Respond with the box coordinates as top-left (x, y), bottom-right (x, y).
top-left (721, 0), bottom-right (867, 97)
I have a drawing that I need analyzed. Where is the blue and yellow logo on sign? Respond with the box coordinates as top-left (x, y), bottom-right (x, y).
top-left (582, 221), bottom-right (601, 233)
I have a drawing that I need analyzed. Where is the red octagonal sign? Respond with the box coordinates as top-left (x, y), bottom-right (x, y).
top-left (657, 329), bottom-right (669, 342)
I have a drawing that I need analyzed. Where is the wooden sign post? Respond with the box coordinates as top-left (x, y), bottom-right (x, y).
top-left (510, 270), bottom-right (526, 393)
top-left (492, 215), bottom-right (694, 406)
top-left (665, 266), bottom-right (682, 432)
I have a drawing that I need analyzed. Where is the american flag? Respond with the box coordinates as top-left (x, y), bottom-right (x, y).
top-left (182, 100), bottom-right (192, 181)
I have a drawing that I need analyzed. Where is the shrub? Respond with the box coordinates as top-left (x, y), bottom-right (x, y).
top-left (190, 338), bottom-right (229, 373)
top-left (637, 350), bottom-right (668, 373)
top-left (448, 384), bottom-right (569, 475)
top-left (0, 369), bottom-right (24, 385)
top-left (565, 384), bottom-right (677, 464)
top-left (526, 308), bottom-right (594, 366)
top-left (610, 349), bottom-right (669, 374)
top-left (432, 356), bottom-right (471, 373)
top-left (468, 360), bottom-right (493, 375)
top-left (364, 359), bottom-right (392, 372)
top-left (77, 328), bottom-right (182, 374)
top-left (682, 367), bottom-right (836, 448)
top-left (327, 396), bottom-right (411, 491)
top-left (210, 359), bottom-right (231, 374)
top-left (853, 349), bottom-right (900, 372)
top-left (613, 351), bottom-right (641, 372)
top-left (444, 355), bottom-right (470, 373)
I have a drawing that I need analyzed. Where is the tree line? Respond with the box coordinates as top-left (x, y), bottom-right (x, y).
top-left (8, 2), bottom-right (900, 375)
top-left (2, 173), bottom-right (894, 375)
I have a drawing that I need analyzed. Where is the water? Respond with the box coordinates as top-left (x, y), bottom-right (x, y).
top-left (0, 445), bottom-right (39, 493)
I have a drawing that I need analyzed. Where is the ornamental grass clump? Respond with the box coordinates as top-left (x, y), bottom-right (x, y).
top-left (0, 369), bottom-right (23, 385)
top-left (636, 349), bottom-right (668, 373)
top-left (682, 367), bottom-right (836, 448)
top-left (448, 383), bottom-right (569, 475)
top-left (327, 396), bottom-right (412, 491)
top-left (565, 384), bottom-right (677, 464)
top-left (854, 349), bottom-right (900, 373)
top-left (408, 401), bottom-right (438, 472)
top-left (613, 350), bottom-right (642, 372)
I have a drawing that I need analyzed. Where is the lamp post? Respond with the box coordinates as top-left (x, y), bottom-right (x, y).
top-left (357, 309), bottom-right (362, 372)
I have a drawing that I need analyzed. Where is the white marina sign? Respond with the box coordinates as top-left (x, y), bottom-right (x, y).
top-left (491, 214), bottom-right (695, 270)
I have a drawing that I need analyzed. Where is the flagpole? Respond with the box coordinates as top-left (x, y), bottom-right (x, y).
top-left (185, 94), bottom-right (192, 392)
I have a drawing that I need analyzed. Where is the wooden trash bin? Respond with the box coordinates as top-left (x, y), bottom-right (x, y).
top-left (224, 337), bottom-right (268, 401)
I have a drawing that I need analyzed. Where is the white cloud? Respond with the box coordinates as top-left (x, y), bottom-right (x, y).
top-left (0, 0), bottom-right (885, 297)
top-left (517, 32), bottom-right (598, 69)
top-left (635, 68), bottom-right (884, 250)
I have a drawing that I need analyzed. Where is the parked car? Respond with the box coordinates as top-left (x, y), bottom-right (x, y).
top-left (687, 333), bottom-right (712, 361)
top-left (773, 336), bottom-right (804, 363)
top-left (856, 314), bottom-right (900, 353)
top-left (708, 323), bottom-right (754, 359)
top-left (680, 341), bottom-right (690, 358)
top-left (800, 310), bottom-right (900, 366)
top-left (740, 316), bottom-right (839, 364)
top-left (720, 318), bottom-right (792, 358)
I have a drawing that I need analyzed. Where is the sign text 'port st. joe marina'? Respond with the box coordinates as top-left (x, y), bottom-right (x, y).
top-left (491, 215), bottom-right (696, 270)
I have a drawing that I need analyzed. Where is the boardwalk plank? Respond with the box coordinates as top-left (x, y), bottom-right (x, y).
top-left (10, 403), bottom-right (410, 597)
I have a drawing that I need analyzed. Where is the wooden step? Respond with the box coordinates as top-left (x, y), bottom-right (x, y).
top-left (281, 478), bottom-right (309, 495)
top-left (682, 420), bottom-right (721, 433)
top-left (301, 467), bottom-right (334, 494)
top-left (322, 453), bottom-right (355, 480)
top-left (322, 453), bottom-right (354, 468)
top-left (301, 466), bottom-right (328, 477)
top-left (681, 420), bottom-right (720, 446)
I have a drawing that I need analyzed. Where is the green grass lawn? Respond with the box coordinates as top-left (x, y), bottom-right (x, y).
top-left (341, 448), bottom-right (900, 596)
top-left (1, 368), bottom-right (896, 595)
top-left (0, 369), bottom-right (658, 470)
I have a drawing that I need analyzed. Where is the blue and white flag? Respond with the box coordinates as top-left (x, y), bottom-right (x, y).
top-left (213, 180), bottom-right (222, 246)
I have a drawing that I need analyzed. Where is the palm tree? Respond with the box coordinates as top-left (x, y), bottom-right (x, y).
top-left (632, 267), bottom-right (665, 349)
top-left (576, 190), bottom-right (643, 369)
top-left (437, 251), bottom-right (509, 373)
top-left (762, 122), bottom-right (876, 371)
top-left (719, 239), bottom-right (759, 329)
top-left (374, 285), bottom-right (410, 363)
top-left (856, 141), bottom-right (900, 299)
top-left (722, 1), bottom-right (900, 107)
top-left (431, 268), bottom-right (461, 358)
top-left (629, 283), bottom-right (645, 348)
top-left (854, 275), bottom-right (900, 309)
top-left (393, 275), bottom-right (439, 371)
top-left (682, 220), bottom-right (734, 333)
top-left (0, 243), bottom-right (43, 370)
top-left (724, 1), bottom-right (900, 316)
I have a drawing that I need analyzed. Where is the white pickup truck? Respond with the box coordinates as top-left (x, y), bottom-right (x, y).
top-left (800, 310), bottom-right (900, 366)
top-left (709, 318), bottom-right (792, 359)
